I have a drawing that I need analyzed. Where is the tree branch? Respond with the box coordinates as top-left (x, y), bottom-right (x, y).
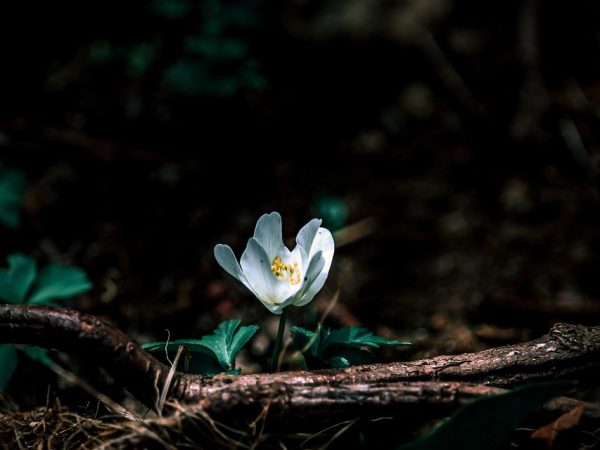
top-left (1, 305), bottom-right (599, 421)
top-left (0, 305), bottom-right (167, 406)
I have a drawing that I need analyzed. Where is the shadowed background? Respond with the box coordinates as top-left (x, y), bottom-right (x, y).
top-left (1, 0), bottom-right (600, 409)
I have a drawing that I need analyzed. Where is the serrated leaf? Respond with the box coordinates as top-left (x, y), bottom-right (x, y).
top-left (399, 381), bottom-right (575, 450)
top-left (0, 168), bottom-right (25, 229)
top-left (143, 321), bottom-right (258, 374)
top-left (0, 344), bottom-right (18, 390)
top-left (195, 319), bottom-right (258, 370)
top-left (28, 264), bottom-right (92, 306)
top-left (22, 345), bottom-right (53, 366)
top-left (229, 323), bottom-right (258, 360)
top-left (291, 325), bottom-right (409, 369)
top-left (0, 253), bottom-right (37, 304)
top-left (143, 340), bottom-right (223, 376)
top-left (324, 327), bottom-right (411, 349)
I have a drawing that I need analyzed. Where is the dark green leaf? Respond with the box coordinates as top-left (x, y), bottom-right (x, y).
top-left (0, 253), bottom-right (37, 304)
top-left (195, 319), bottom-right (258, 370)
top-left (28, 264), bottom-right (92, 306)
top-left (0, 344), bottom-right (17, 390)
top-left (143, 339), bottom-right (216, 357)
top-left (291, 325), bottom-right (409, 369)
top-left (399, 381), bottom-right (575, 450)
top-left (143, 340), bottom-right (223, 376)
top-left (0, 168), bottom-right (25, 229)
top-left (328, 356), bottom-right (350, 368)
top-left (187, 353), bottom-right (225, 377)
top-left (22, 346), bottom-right (53, 366)
top-left (324, 327), bottom-right (411, 349)
top-left (228, 322), bottom-right (259, 361)
top-left (290, 325), bottom-right (325, 357)
top-left (143, 320), bottom-right (258, 374)
top-left (290, 326), bottom-right (316, 354)
top-left (326, 346), bottom-right (377, 366)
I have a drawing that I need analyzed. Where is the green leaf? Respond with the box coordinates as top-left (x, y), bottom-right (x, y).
top-left (143, 340), bottom-right (224, 376)
top-left (0, 253), bottom-right (37, 304)
top-left (324, 327), bottom-right (411, 349)
top-left (228, 323), bottom-right (259, 362)
top-left (194, 319), bottom-right (258, 370)
top-left (399, 381), bottom-right (575, 450)
top-left (290, 326), bottom-right (317, 355)
top-left (0, 344), bottom-right (18, 390)
top-left (328, 356), bottom-right (351, 368)
top-left (143, 320), bottom-right (258, 375)
top-left (326, 346), bottom-right (377, 367)
top-left (0, 168), bottom-right (25, 229)
top-left (28, 264), bottom-right (92, 306)
top-left (143, 339), bottom-right (217, 357)
top-left (187, 352), bottom-right (225, 377)
top-left (291, 325), bottom-right (410, 369)
top-left (22, 346), bottom-right (53, 366)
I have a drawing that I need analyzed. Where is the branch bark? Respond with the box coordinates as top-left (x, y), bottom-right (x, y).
top-left (1, 305), bottom-right (599, 421)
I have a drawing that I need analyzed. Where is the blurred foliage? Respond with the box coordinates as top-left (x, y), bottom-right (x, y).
top-left (160, 0), bottom-right (267, 96)
top-left (0, 0), bottom-right (273, 143)
top-left (0, 168), bottom-right (25, 230)
top-left (0, 253), bottom-right (92, 307)
top-left (49, 0), bottom-right (268, 100)
top-left (312, 196), bottom-right (348, 231)
top-left (0, 253), bottom-right (92, 390)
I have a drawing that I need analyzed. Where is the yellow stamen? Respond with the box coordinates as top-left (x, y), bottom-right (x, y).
top-left (271, 256), bottom-right (301, 286)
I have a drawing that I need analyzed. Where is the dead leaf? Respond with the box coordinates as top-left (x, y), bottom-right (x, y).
top-left (531, 403), bottom-right (584, 446)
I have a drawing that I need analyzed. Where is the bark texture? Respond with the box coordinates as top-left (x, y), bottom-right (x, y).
top-left (1, 305), bottom-right (599, 420)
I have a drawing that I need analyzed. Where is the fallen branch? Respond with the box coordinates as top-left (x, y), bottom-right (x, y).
top-left (1, 305), bottom-right (599, 421)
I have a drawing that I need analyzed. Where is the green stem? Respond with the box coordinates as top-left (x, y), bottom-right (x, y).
top-left (270, 309), bottom-right (288, 372)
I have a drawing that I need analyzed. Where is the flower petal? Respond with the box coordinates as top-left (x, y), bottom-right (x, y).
top-left (292, 250), bottom-right (326, 306)
top-left (269, 293), bottom-right (299, 314)
top-left (310, 228), bottom-right (335, 273)
top-left (214, 244), bottom-right (257, 295)
top-left (215, 213), bottom-right (335, 315)
top-left (296, 218), bottom-right (322, 255)
top-left (253, 212), bottom-right (285, 261)
top-left (294, 272), bottom-right (328, 306)
top-left (214, 244), bottom-right (243, 281)
top-left (240, 238), bottom-right (276, 303)
top-left (293, 228), bottom-right (334, 306)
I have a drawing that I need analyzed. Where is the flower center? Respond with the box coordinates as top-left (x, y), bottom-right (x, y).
top-left (271, 256), bottom-right (301, 286)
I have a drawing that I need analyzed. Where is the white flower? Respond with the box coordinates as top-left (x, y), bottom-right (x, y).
top-left (214, 212), bottom-right (335, 314)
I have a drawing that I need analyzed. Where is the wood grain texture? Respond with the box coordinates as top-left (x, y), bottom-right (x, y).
top-left (1, 305), bottom-right (599, 421)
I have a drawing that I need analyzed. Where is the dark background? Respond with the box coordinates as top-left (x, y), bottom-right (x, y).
top-left (1, 0), bottom-right (600, 420)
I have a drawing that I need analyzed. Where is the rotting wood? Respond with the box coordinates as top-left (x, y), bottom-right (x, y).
top-left (1, 305), bottom-right (599, 421)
